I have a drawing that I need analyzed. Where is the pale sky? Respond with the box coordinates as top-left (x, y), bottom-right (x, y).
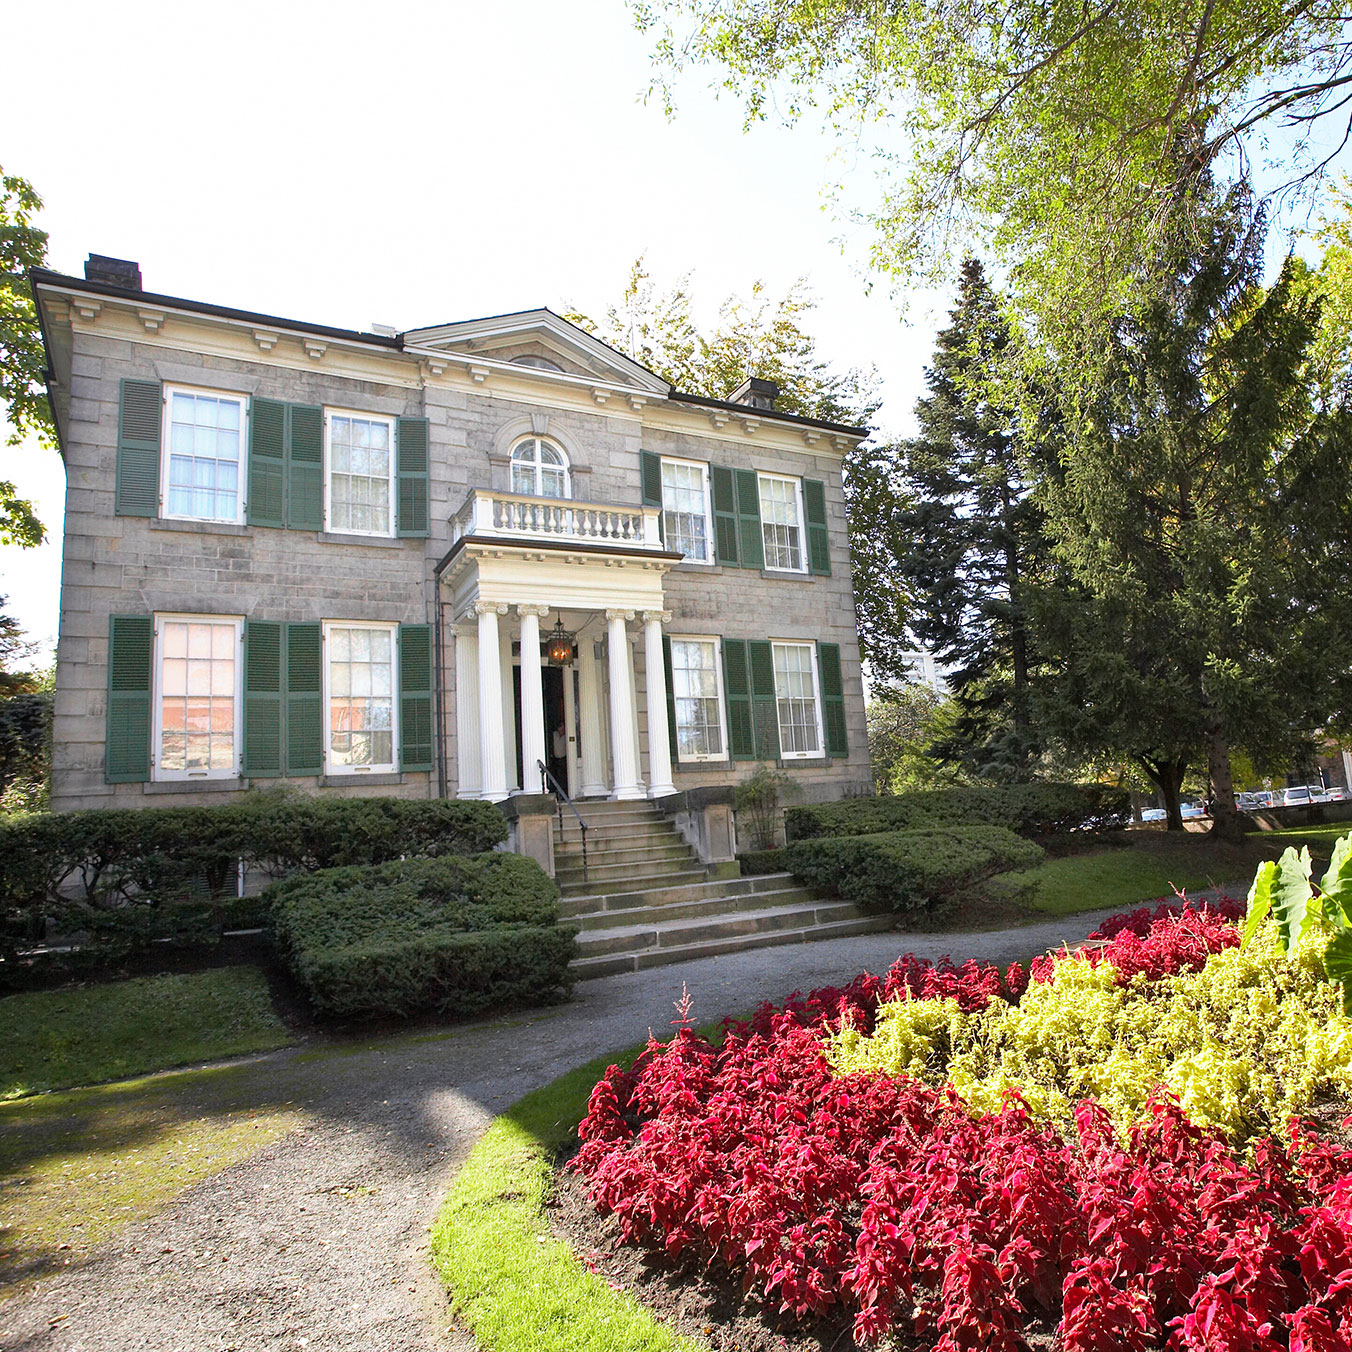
top-left (1, 0), bottom-right (951, 659)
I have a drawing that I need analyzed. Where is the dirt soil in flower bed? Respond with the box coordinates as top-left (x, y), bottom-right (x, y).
top-left (545, 1146), bottom-right (1061, 1352)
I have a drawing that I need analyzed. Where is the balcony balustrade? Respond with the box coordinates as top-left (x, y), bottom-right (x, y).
top-left (450, 488), bottom-right (664, 551)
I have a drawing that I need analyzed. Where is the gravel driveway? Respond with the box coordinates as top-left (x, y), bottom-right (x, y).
top-left (0, 905), bottom-right (1141, 1352)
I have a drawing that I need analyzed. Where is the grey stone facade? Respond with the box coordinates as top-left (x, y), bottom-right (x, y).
top-left (36, 270), bottom-right (872, 813)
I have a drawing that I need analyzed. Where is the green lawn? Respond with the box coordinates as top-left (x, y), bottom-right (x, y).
top-left (431, 1047), bottom-right (703, 1352)
top-left (1009, 824), bottom-right (1351, 917)
top-left (0, 967), bottom-right (294, 1100)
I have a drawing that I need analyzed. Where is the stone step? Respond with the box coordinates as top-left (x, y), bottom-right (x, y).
top-left (556, 854), bottom-right (702, 886)
top-left (570, 884), bottom-right (816, 931)
top-left (555, 840), bottom-right (695, 868)
top-left (574, 899), bottom-right (866, 958)
top-left (558, 866), bottom-right (711, 897)
top-left (556, 813), bottom-right (672, 836)
top-left (558, 871), bottom-right (804, 918)
top-left (571, 913), bottom-right (895, 979)
top-left (565, 800), bottom-right (666, 817)
top-left (554, 838), bottom-right (692, 859)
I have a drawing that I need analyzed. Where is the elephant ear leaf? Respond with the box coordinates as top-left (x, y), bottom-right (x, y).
top-left (1324, 929), bottom-right (1352, 1017)
top-left (1271, 845), bottom-right (1316, 953)
top-left (1243, 860), bottom-right (1277, 948)
top-left (1319, 832), bottom-right (1352, 927)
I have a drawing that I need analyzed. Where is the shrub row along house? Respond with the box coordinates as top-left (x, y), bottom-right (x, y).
top-left (32, 257), bottom-right (871, 892)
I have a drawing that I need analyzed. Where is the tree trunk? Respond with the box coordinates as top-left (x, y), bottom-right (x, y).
top-left (1140, 756), bottom-right (1188, 831)
top-left (1206, 724), bottom-right (1245, 843)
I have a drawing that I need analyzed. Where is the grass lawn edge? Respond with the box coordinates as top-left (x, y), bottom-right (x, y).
top-left (428, 1046), bottom-right (707, 1352)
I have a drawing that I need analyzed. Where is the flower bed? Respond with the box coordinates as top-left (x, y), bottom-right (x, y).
top-left (572, 901), bottom-right (1352, 1350)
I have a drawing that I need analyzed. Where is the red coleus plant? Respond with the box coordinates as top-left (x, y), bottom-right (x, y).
top-left (573, 919), bottom-right (1352, 1350)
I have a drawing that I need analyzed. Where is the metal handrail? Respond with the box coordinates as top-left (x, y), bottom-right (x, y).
top-left (538, 759), bottom-right (587, 883)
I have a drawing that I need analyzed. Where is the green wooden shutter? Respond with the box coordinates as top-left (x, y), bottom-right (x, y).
top-left (640, 450), bottom-right (663, 507)
top-left (399, 623), bottom-right (434, 771)
top-left (243, 621), bottom-right (283, 778)
top-left (710, 465), bottom-right (739, 566)
top-left (817, 641), bottom-right (848, 757)
top-left (285, 623), bottom-right (323, 776)
top-left (722, 638), bottom-right (755, 761)
top-left (747, 639), bottom-right (781, 760)
top-left (286, 404), bottom-right (324, 531)
top-left (115, 380), bottom-right (162, 517)
top-left (662, 634), bottom-right (679, 765)
top-left (803, 478), bottom-right (831, 576)
top-left (396, 417), bottom-right (431, 538)
top-left (735, 469), bottom-right (765, 571)
top-left (247, 397), bottom-right (285, 527)
top-left (106, 614), bottom-right (152, 782)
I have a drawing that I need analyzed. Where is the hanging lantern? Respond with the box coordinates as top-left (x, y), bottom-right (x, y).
top-left (546, 616), bottom-right (575, 666)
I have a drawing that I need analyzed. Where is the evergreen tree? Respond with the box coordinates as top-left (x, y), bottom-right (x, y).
top-left (889, 259), bottom-right (1045, 779)
top-left (1035, 187), bottom-right (1352, 837)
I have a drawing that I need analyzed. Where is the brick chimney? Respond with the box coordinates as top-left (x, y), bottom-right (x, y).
top-left (84, 254), bottom-right (143, 291)
top-left (730, 376), bottom-right (779, 411)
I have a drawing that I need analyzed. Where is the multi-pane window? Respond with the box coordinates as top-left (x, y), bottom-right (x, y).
top-left (772, 641), bottom-right (822, 757)
top-left (327, 412), bottom-right (394, 535)
top-left (163, 388), bottom-right (245, 522)
top-left (661, 459), bottom-right (712, 562)
top-left (155, 617), bottom-right (240, 778)
top-left (326, 624), bottom-right (397, 772)
top-left (511, 437), bottom-right (570, 499)
top-left (670, 638), bottom-right (726, 761)
top-left (758, 474), bottom-right (805, 571)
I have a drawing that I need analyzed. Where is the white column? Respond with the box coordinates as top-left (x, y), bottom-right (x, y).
top-left (644, 610), bottom-right (676, 798)
top-left (476, 602), bottom-right (509, 802)
top-left (606, 609), bottom-right (643, 800)
top-left (517, 605), bottom-right (549, 795)
top-left (578, 628), bottom-right (608, 798)
top-left (500, 619), bottom-right (519, 791)
top-left (454, 626), bottom-right (481, 799)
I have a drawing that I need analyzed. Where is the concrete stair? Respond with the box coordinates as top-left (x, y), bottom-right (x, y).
top-left (554, 799), bottom-right (892, 978)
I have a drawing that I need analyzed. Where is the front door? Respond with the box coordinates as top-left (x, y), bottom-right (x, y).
top-left (512, 662), bottom-right (572, 795)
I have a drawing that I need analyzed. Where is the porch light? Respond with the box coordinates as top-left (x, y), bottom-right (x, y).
top-left (546, 616), bottom-right (575, 666)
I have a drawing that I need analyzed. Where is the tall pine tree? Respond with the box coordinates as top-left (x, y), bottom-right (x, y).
top-left (891, 259), bottom-right (1045, 779)
top-left (1035, 186), bottom-right (1352, 837)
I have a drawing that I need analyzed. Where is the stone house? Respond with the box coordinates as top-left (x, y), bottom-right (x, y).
top-left (31, 255), bottom-right (872, 874)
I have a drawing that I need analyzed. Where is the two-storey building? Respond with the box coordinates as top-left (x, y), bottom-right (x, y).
top-left (32, 256), bottom-right (872, 824)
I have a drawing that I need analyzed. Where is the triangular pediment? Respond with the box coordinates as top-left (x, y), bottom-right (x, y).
top-left (401, 308), bottom-right (670, 394)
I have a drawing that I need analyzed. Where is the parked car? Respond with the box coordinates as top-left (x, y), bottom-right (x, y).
top-left (1140, 807), bottom-right (1167, 822)
top-left (1180, 801), bottom-right (1206, 820)
top-left (1282, 786), bottom-right (1312, 806)
top-left (1236, 792), bottom-right (1262, 811)
top-left (1326, 787), bottom-right (1348, 803)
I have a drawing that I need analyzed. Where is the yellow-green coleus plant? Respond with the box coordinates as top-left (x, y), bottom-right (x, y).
top-left (1244, 832), bottom-right (1352, 1013)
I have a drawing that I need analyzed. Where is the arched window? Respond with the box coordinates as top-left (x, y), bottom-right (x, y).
top-left (510, 436), bottom-right (570, 499)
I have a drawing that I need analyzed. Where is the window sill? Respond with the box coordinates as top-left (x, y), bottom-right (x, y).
top-left (143, 777), bottom-right (246, 794)
top-left (319, 771), bottom-right (406, 787)
top-left (674, 560), bottom-right (723, 574)
top-left (149, 519), bottom-right (252, 538)
top-left (317, 531), bottom-right (408, 549)
top-left (761, 567), bottom-right (811, 579)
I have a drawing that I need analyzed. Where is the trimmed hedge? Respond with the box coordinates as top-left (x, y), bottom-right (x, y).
top-left (0, 794), bottom-right (508, 909)
top-left (782, 826), bottom-right (1045, 915)
top-left (737, 848), bottom-right (790, 876)
top-left (267, 854), bottom-right (577, 1020)
top-left (784, 783), bottom-right (1129, 844)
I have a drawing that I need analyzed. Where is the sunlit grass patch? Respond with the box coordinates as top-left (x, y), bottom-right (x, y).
top-left (0, 1063), bottom-right (304, 1297)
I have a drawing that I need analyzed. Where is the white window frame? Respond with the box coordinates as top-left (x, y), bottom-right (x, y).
top-left (660, 457), bottom-right (715, 566)
top-left (151, 612), bottom-right (244, 782)
top-left (509, 435), bottom-right (572, 500)
top-left (669, 634), bottom-right (729, 763)
top-left (322, 619), bottom-right (400, 776)
top-left (770, 639), bottom-right (826, 760)
top-left (323, 408), bottom-right (398, 538)
top-left (757, 472), bottom-right (808, 574)
top-left (159, 384), bottom-right (249, 526)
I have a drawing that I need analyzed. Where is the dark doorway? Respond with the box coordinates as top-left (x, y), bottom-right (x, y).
top-left (512, 663), bottom-right (570, 795)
